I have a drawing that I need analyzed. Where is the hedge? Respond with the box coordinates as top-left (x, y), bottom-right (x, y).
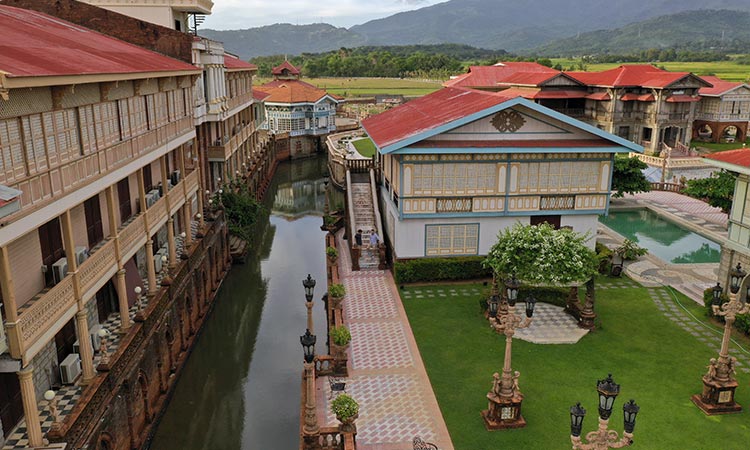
top-left (394, 256), bottom-right (492, 284)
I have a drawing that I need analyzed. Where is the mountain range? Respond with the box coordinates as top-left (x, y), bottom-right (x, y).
top-left (201, 0), bottom-right (750, 59)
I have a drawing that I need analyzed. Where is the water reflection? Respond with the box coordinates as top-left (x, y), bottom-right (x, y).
top-left (599, 209), bottom-right (721, 264)
top-left (149, 155), bottom-right (329, 450)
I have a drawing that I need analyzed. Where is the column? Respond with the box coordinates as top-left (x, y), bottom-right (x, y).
top-left (75, 311), bottom-right (95, 382)
top-left (183, 205), bottom-right (193, 247)
top-left (145, 240), bottom-right (157, 294)
top-left (0, 246), bottom-right (20, 357)
top-left (167, 217), bottom-right (177, 269)
top-left (116, 269), bottom-right (130, 331)
top-left (18, 367), bottom-right (43, 448)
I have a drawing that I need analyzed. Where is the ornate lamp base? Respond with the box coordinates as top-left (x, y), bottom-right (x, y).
top-left (481, 392), bottom-right (526, 430)
top-left (692, 377), bottom-right (742, 415)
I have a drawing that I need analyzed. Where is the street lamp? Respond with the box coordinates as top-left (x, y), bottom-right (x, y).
top-left (482, 277), bottom-right (536, 430)
top-left (97, 328), bottom-right (111, 370)
top-left (693, 263), bottom-right (750, 414)
top-left (300, 329), bottom-right (320, 441)
top-left (570, 374), bottom-right (640, 449)
top-left (303, 274), bottom-right (316, 332)
top-left (44, 390), bottom-right (58, 424)
top-left (161, 255), bottom-right (172, 286)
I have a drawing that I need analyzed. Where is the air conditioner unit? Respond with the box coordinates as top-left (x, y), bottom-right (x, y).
top-left (52, 257), bottom-right (68, 284)
top-left (170, 170), bottom-right (181, 186)
top-left (146, 191), bottom-right (159, 207)
top-left (75, 246), bottom-right (89, 265)
top-left (153, 253), bottom-right (163, 273)
top-left (60, 353), bottom-right (82, 385)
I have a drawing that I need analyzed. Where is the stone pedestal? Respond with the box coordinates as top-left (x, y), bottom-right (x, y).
top-left (692, 377), bottom-right (742, 414)
top-left (481, 392), bottom-right (526, 430)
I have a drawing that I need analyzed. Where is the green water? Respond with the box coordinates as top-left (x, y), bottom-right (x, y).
top-left (599, 209), bottom-right (721, 264)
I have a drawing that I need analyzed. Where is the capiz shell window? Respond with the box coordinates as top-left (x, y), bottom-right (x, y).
top-left (425, 224), bottom-right (479, 256)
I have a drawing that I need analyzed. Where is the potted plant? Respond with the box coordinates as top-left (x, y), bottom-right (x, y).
top-left (615, 239), bottom-right (648, 261)
top-left (329, 283), bottom-right (346, 309)
top-left (330, 325), bottom-right (351, 361)
top-left (326, 246), bottom-right (338, 264)
top-left (330, 394), bottom-right (359, 433)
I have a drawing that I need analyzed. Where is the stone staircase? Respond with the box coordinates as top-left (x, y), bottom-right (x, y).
top-left (350, 173), bottom-right (379, 270)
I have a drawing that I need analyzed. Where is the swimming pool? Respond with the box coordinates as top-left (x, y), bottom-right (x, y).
top-left (599, 209), bottom-right (721, 264)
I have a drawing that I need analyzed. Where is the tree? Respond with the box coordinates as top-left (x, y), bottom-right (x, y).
top-left (483, 223), bottom-right (598, 285)
top-left (682, 170), bottom-right (736, 213)
top-left (611, 156), bottom-right (651, 198)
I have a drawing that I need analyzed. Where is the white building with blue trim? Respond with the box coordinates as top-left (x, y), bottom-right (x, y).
top-left (361, 87), bottom-right (643, 260)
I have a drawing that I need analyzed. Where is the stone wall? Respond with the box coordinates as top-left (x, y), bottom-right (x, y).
top-left (4, 0), bottom-right (192, 63)
top-left (718, 246), bottom-right (750, 292)
top-left (30, 340), bottom-right (57, 402)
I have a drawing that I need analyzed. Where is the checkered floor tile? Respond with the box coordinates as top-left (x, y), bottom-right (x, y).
top-left (2, 386), bottom-right (81, 450)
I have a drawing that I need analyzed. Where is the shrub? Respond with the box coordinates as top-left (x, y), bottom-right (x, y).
top-left (329, 283), bottom-right (346, 298)
top-left (331, 394), bottom-right (359, 420)
top-left (326, 246), bottom-right (338, 258)
top-left (518, 286), bottom-right (570, 308)
top-left (595, 242), bottom-right (613, 275)
top-left (615, 239), bottom-right (648, 261)
top-left (736, 314), bottom-right (750, 336)
top-left (331, 325), bottom-right (351, 346)
top-left (394, 256), bottom-right (492, 284)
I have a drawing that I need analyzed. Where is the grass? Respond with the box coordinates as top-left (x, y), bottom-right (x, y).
top-left (693, 137), bottom-right (750, 153)
top-left (401, 277), bottom-right (750, 450)
top-left (550, 59), bottom-right (750, 82)
top-left (351, 138), bottom-right (377, 158)
top-left (255, 77), bottom-right (443, 97)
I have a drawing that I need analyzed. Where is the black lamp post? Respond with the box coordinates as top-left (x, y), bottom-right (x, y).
top-left (505, 274), bottom-right (520, 306)
top-left (488, 293), bottom-right (499, 318)
top-left (525, 296), bottom-right (536, 318)
top-left (712, 282), bottom-right (723, 307)
top-left (302, 274), bottom-right (316, 332)
top-left (569, 374), bottom-right (639, 449)
top-left (730, 263), bottom-right (746, 294)
top-left (300, 329), bottom-right (320, 438)
top-left (300, 329), bottom-right (316, 364)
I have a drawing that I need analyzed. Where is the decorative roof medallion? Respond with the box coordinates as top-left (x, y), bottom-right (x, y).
top-left (491, 110), bottom-right (525, 132)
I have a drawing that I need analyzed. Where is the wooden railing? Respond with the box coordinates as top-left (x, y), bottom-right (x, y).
top-left (651, 182), bottom-right (684, 193)
top-left (10, 170), bottom-right (199, 363)
top-left (345, 158), bottom-right (374, 173)
top-left (226, 91), bottom-right (254, 111)
top-left (207, 122), bottom-right (255, 162)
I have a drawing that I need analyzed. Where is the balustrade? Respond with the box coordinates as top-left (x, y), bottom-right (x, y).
top-left (16, 277), bottom-right (75, 357)
top-left (435, 197), bottom-right (472, 213)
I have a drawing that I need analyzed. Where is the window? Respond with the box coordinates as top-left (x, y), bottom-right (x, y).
top-left (0, 118), bottom-right (25, 183)
top-left (425, 224), bottom-right (479, 256)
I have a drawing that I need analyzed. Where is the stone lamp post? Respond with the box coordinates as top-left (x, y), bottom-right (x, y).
top-left (482, 275), bottom-right (536, 430)
top-left (692, 263), bottom-right (750, 414)
top-left (300, 329), bottom-right (320, 449)
top-left (303, 274), bottom-right (316, 333)
top-left (97, 328), bottom-right (112, 371)
top-left (570, 374), bottom-right (640, 449)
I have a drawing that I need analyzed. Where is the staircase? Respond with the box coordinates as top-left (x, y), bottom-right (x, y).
top-left (349, 172), bottom-right (379, 270)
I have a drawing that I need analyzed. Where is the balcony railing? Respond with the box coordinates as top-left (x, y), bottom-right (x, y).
top-left (695, 112), bottom-right (750, 121)
top-left (10, 170), bottom-right (200, 364)
top-left (226, 91), bottom-right (254, 111)
top-left (207, 122), bottom-right (255, 162)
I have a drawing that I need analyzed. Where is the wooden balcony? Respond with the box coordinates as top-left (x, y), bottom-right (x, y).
top-left (226, 91), bottom-right (254, 112)
top-left (6, 116), bottom-right (194, 223)
top-left (9, 169), bottom-right (200, 364)
top-left (695, 112), bottom-right (750, 122)
top-left (207, 122), bottom-right (255, 162)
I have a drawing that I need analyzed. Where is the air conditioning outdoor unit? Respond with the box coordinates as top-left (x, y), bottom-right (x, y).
top-left (75, 246), bottom-right (89, 265)
top-left (153, 253), bottom-right (163, 273)
top-left (170, 170), bottom-right (181, 186)
top-left (52, 257), bottom-right (68, 284)
top-left (146, 191), bottom-right (159, 207)
top-left (60, 353), bottom-right (82, 384)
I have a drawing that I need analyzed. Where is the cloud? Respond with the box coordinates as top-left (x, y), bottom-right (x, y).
top-left (202, 0), bottom-right (443, 30)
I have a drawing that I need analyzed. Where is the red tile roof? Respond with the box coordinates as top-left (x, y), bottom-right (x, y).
top-left (567, 65), bottom-right (697, 88)
top-left (705, 148), bottom-right (750, 168)
top-left (224, 55), bottom-right (257, 71)
top-left (252, 89), bottom-right (271, 101)
top-left (0, 5), bottom-right (198, 79)
top-left (496, 87), bottom-right (587, 100)
top-left (272, 60), bottom-right (301, 76)
top-left (362, 87), bottom-right (514, 150)
top-left (585, 92), bottom-right (611, 101)
top-left (699, 76), bottom-right (745, 96)
top-left (620, 93), bottom-right (655, 102)
top-left (255, 79), bottom-right (333, 104)
top-left (444, 62), bottom-right (559, 89)
top-left (665, 94), bottom-right (700, 103)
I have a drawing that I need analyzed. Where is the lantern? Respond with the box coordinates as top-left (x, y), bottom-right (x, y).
top-left (505, 274), bottom-right (520, 306)
top-left (569, 402), bottom-right (586, 437)
top-left (730, 263), bottom-right (745, 294)
top-left (525, 296), bottom-right (536, 318)
top-left (596, 374), bottom-right (620, 420)
top-left (300, 329), bottom-right (316, 364)
top-left (488, 293), bottom-right (499, 318)
top-left (622, 399), bottom-right (640, 434)
top-left (302, 274), bottom-right (316, 303)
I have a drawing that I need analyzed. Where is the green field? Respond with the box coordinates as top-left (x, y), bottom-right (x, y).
top-left (551, 59), bottom-right (750, 82)
top-left (401, 278), bottom-right (750, 450)
top-left (694, 137), bottom-right (750, 153)
top-left (255, 77), bottom-right (443, 97)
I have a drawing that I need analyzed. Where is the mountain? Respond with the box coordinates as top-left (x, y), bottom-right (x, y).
top-left (200, 23), bottom-right (366, 59)
top-left (532, 10), bottom-right (750, 56)
top-left (350, 0), bottom-right (750, 51)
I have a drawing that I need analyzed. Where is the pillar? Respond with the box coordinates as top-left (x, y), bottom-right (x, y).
top-left (116, 269), bottom-right (130, 331)
top-left (145, 240), bottom-right (157, 294)
top-left (182, 205), bottom-right (193, 247)
top-left (75, 311), bottom-right (95, 383)
top-left (167, 217), bottom-right (177, 269)
top-left (18, 367), bottom-right (43, 448)
top-left (0, 246), bottom-right (20, 357)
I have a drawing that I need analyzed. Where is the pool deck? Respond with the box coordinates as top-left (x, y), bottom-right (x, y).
top-left (601, 192), bottom-right (727, 304)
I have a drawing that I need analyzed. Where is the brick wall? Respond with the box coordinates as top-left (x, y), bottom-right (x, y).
top-left (31, 339), bottom-right (57, 401)
top-left (3, 0), bottom-right (192, 63)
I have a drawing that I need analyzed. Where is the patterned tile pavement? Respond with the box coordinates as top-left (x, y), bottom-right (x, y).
top-left (321, 231), bottom-right (454, 450)
top-left (2, 386), bottom-right (81, 450)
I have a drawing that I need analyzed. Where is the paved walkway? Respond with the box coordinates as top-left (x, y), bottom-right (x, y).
top-left (601, 192), bottom-right (728, 304)
top-left (319, 232), bottom-right (453, 450)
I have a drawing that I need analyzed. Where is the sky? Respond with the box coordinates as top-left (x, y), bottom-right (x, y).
top-left (202, 0), bottom-right (446, 30)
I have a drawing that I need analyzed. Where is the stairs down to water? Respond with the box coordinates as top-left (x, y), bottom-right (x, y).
top-left (350, 173), bottom-right (379, 270)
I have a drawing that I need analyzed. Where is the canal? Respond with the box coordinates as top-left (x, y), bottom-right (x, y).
top-left (148, 155), bottom-right (332, 449)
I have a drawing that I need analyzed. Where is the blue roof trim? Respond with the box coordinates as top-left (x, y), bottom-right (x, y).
top-left (370, 97), bottom-right (644, 155)
top-left (392, 146), bottom-right (630, 155)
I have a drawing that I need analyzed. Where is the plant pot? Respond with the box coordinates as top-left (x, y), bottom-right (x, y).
top-left (330, 295), bottom-right (344, 309)
top-left (327, 255), bottom-right (338, 265)
top-left (331, 342), bottom-right (349, 360)
top-left (337, 413), bottom-right (358, 433)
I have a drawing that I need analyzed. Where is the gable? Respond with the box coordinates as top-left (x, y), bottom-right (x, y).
top-left (667, 74), bottom-right (712, 90)
top-left (538, 74), bottom-right (584, 88)
top-left (721, 86), bottom-right (750, 101)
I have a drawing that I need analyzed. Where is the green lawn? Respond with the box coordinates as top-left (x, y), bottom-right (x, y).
top-left (694, 137), bottom-right (750, 153)
top-left (351, 138), bottom-right (377, 158)
top-left (401, 278), bottom-right (750, 450)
